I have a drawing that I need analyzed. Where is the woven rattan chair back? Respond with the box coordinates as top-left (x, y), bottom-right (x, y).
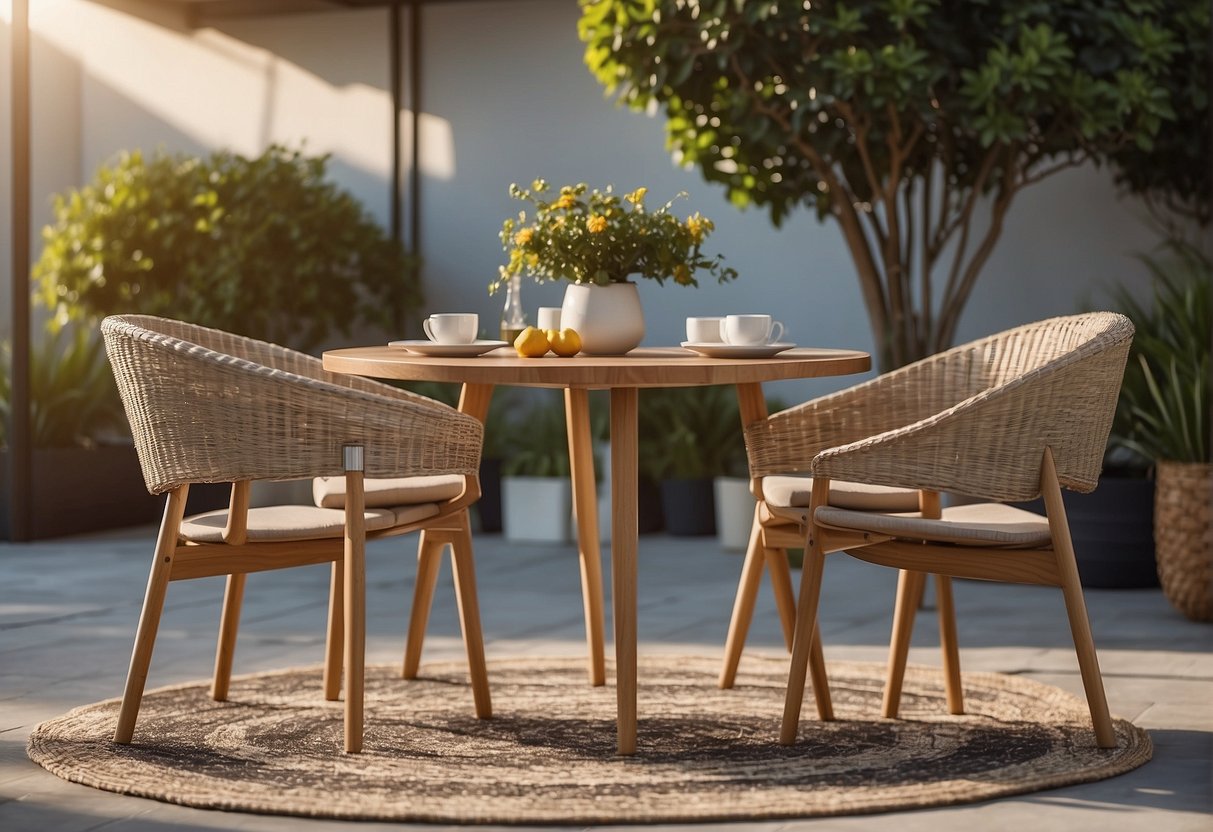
top-left (745, 312), bottom-right (1133, 502)
top-left (102, 315), bottom-right (481, 495)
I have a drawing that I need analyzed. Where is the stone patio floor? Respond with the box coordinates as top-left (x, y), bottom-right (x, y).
top-left (1, 524), bottom-right (1210, 831)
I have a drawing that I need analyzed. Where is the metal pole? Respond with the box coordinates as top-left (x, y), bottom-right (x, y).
top-left (8, 0), bottom-right (33, 541)
top-left (389, 1), bottom-right (403, 243)
top-left (408, 0), bottom-right (421, 260)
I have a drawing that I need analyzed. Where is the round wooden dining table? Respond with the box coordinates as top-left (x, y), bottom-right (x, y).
top-left (322, 345), bottom-right (871, 754)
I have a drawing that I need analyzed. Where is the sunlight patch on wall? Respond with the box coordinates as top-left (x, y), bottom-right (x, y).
top-left (28, 0), bottom-right (455, 181)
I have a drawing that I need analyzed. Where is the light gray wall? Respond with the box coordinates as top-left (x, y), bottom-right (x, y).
top-left (2, 0), bottom-right (1173, 401)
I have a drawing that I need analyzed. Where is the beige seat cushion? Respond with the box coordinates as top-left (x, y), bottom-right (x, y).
top-left (313, 474), bottom-right (465, 509)
top-left (814, 502), bottom-right (1053, 548)
top-left (762, 475), bottom-right (921, 522)
top-left (763, 476), bottom-right (921, 511)
top-left (179, 503), bottom-right (440, 544)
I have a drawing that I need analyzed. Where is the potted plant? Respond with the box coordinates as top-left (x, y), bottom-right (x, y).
top-left (1108, 239), bottom-right (1211, 620)
top-left (501, 395), bottom-right (574, 543)
top-left (640, 386), bottom-right (745, 536)
top-left (0, 328), bottom-right (159, 538)
top-left (495, 181), bottom-right (736, 354)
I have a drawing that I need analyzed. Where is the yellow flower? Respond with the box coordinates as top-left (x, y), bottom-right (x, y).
top-left (554, 194), bottom-right (576, 210)
top-left (514, 227), bottom-right (535, 246)
top-left (586, 215), bottom-right (608, 234)
top-left (625, 187), bottom-right (648, 205)
top-left (673, 264), bottom-right (692, 285)
top-left (686, 214), bottom-right (705, 243)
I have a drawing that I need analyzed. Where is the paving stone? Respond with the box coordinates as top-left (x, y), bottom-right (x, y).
top-left (1, 529), bottom-right (1209, 831)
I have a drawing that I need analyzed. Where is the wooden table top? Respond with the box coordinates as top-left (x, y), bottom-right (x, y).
top-left (322, 346), bottom-right (871, 389)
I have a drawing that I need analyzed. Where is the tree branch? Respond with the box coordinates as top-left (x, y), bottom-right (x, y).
top-left (942, 143), bottom-right (1004, 311)
top-left (738, 68), bottom-right (891, 352)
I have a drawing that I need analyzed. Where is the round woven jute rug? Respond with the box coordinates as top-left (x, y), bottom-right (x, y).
top-left (27, 656), bottom-right (1151, 824)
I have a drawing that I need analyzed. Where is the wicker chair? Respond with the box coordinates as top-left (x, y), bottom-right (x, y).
top-left (739, 313), bottom-right (1133, 749)
top-left (101, 315), bottom-right (491, 753)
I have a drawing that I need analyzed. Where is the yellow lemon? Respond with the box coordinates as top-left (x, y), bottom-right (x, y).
top-left (549, 328), bottom-right (582, 357)
top-left (513, 326), bottom-right (549, 357)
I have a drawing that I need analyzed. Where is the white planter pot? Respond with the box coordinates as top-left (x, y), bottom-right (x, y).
top-left (503, 476), bottom-right (573, 543)
top-left (714, 476), bottom-right (756, 551)
top-left (251, 479), bottom-right (315, 507)
top-left (560, 282), bottom-right (645, 355)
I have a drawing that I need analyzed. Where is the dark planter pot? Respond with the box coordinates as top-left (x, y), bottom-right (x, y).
top-left (476, 457), bottom-right (504, 533)
top-left (637, 476), bottom-right (664, 534)
top-left (1017, 474), bottom-right (1157, 589)
top-left (660, 477), bottom-right (716, 536)
top-left (1, 445), bottom-right (235, 541)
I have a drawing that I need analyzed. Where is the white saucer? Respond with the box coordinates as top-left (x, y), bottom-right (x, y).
top-left (681, 341), bottom-right (796, 359)
top-left (388, 339), bottom-right (508, 357)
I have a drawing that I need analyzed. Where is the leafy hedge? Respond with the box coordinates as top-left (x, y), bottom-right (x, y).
top-left (35, 145), bottom-right (420, 350)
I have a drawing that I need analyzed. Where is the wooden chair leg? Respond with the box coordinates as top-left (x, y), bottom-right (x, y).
top-left (765, 545), bottom-right (797, 651)
top-left (565, 387), bottom-right (607, 687)
top-left (780, 478), bottom-right (832, 745)
top-left (882, 569), bottom-right (926, 719)
top-left (323, 560), bottom-right (344, 701)
top-left (807, 619), bottom-right (834, 720)
top-left (1042, 448), bottom-right (1116, 748)
top-left (211, 572), bottom-right (246, 702)
top-left (719, 505), bottom-right (766, 689)
top-left (449, 511), bottom-right (492, 719)
top-left (402, 529), bottom-right (444, 680)
top-left (115, 485), bottom-right (188, 744)
top-left (342, 457), bottom-right (366, 754)
top-left (935, 574), bottom-right (964, 714)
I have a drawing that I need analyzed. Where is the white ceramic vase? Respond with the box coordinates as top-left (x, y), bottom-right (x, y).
top-left (560, 282), bottom-right (645, 355)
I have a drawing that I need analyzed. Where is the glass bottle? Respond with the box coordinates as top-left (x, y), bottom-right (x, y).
top-left (500, 272), bottom-right (527, 343)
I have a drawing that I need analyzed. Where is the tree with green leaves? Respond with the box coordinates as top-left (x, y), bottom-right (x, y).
top-left (1109, 0), bottom-right (1210, 230)
top-left (581, 0), bottom-right (1196, 368)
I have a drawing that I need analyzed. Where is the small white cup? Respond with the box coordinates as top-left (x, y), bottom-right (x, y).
top-left (686, 316), bottom-right (725, 344)
top-left (423, 313), bottom-right (478, 345)
top-left (721, 314), bottom-right (785, 346)
top-left (537, 307), bottom-right (562, 331)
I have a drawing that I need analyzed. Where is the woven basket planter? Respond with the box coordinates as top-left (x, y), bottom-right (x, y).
top-left (1154, 461), bottom-right (1213, 622)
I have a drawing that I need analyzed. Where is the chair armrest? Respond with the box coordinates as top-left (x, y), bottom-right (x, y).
top-left (810, 339), bottom-right (1130, 501)
top-left (744, 351), bottom-right (969, 477)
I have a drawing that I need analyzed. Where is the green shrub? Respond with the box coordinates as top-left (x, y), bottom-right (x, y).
top-left (638, 386), bottom-right (741, 480)
top-left (1109, 239), bottom-right (1211, 464)
top-left (501, 395), bottom-right (572, 478)
top-left (34, 145), bottom-right (420, 351)
top-left (0, 329), bottom-right (126, 449)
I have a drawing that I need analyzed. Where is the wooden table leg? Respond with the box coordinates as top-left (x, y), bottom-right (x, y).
top-left (565, 388), bottom-right (607, 686)
top-left (610, 387), bottom-right (638, 755)
top-left (458, 383), bottom-right (494, 422)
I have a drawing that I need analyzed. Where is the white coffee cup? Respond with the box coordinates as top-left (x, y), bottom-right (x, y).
top-left (423, 313), bottom-right (478, 345)
top-left (537, 307), bottom-right (562, 331)
top-left (686, 316), bottom-right (725, 343)
top-left (721, 314), bottom-right (785, 346)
